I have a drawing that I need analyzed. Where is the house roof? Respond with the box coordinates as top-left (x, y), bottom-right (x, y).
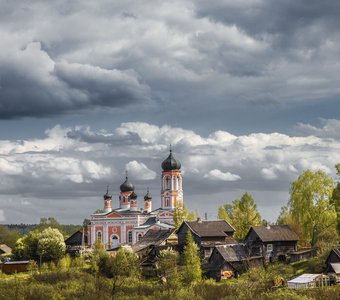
top-left (287, 274), bottom-right (321, 284)
top-left (246, 225), bottom-right (299, 242)
top-left (330, 248), bottom-right (340, 259)
top-left (132, 229), bottom-right (176, 252)
top-left (214, 244), bottom-right (249, 262)
top-left (0, 244), bottom-right (12, 254)
top-left (330, 263), bottom-right (340, 274)
top-left (183, 220), bottom-right (235, 238)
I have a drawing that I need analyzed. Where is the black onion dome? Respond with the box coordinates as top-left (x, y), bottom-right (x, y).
top-left (130, 192), bottom-right (137, 200)
top-left (120, 177), bottom-right (134, 192)
top-left (104, 187), bottom-right (112, 199)
top-left (144, 188), bottom-right (152, 201)
top-left (161, 150), bottom-right (181, 171)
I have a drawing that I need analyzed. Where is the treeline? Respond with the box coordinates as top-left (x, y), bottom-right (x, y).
top-left (0, 250), bottom-right (339, 300)
top-left (217, 166), bottom-right (340, 253)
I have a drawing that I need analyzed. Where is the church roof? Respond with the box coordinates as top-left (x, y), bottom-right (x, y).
top-left (161, 149), bottom-right (181, 171)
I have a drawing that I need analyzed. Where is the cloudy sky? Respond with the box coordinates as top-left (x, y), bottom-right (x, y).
top-left (0, 0), bottom-right (339, 224)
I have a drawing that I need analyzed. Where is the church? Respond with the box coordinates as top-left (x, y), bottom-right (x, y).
top-left (88, 149), bottom-right (183, 249)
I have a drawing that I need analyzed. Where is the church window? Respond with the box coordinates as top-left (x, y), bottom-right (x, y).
top-left (97, 231), bottom-right (102, 244)
top-left (166, 177), bottom-right (171, 190)
top-left (128, 231), bottom-right (133, 244)
top-left (137, 233), bottom-right (143, 241)
top-left (165, 197), bottom-right (170, 207)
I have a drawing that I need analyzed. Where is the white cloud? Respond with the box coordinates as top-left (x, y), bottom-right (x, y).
top-left (0, 120), bottom-right (339, 223)
top-left (125, 160), bottom-right (157, 180)
top-left (296, 119), bottom-right (340, 139)
top-left (204, 169), bottom-right (241, 181)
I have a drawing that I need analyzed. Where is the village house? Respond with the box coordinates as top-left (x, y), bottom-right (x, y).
top-left (243, 225), bottom-right (299, 262)
top-left (325, 247), bottom-right (340, 283)
top-left (131, 228), bottom-right (177, 276)
top-left (176, 219), bottom-right (236, 259)
top-left (206, 244), bottom-right (263, 281)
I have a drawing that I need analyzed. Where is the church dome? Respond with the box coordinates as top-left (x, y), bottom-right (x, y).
top-left (161, 149), bottom-right (181, 171)
top-left (120, 176), bottom-right (134, 192)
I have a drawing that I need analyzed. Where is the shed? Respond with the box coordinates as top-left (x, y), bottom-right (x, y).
top-left (287, 274), bottom-right (329, 289)
top-left (289, 248), bottom-right (317, 263)
top-left (1, 260), bottom-right (29, 274)
top-left (207, 244), bottom-right (263, 280)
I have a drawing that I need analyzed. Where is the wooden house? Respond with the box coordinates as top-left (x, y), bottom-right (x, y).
top-left (243, 225), bottom-right (299, 262)
top-left (65, 230), bottom-right (88, 248)
top-left (207, 244), bottom-right (263, 281)
top-left (176, 219), bottom-right (236, 259)
top-left (326, 248), bottom-right (340, 282)
top-left (131, 228), bottom-right (177, 276)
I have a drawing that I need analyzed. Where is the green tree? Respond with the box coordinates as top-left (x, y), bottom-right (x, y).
top-left (332, 163), bottom-right (340, 236)
top-left (182, 231), bottom-right (201, 284)
top-left (13, 229), bottom-right (40, 260)
top-left (37, 227), bottom-right (66, 262)
top-left (173, 200), bottom-right (197, 228)
top-left (0, 225), bottom-right (20, 249)
top-left (289, 169), bottom-right (337, 247)
top-left (218, 192), bottom-right (262, 239)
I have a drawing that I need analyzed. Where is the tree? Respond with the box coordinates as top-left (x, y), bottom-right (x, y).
top-left (218, 192), bottom-right (262, 239)
top-left (13, 229), bottom-right (40, 260)
top-left (37, 227), bottom-right (66, 262)
top-left (289, 169), bottom-right (336, 247)
top-left (0, 225), bottom-right (20, 249)
top-left (182, 231), bottom-right (201, 284)
top-left (332, 164), bottom-right (340, 236)
top-left (173, 200), bottom-right (197, 228)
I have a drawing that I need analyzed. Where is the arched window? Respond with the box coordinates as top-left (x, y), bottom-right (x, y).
top-left (111, 235), bottom-right (119, 248)
top-left (97, 231), bottom-right (102, 244)
top-left (137, 233), bottom-right (143, 242)
top-left (128, 231), bottom-right (133, 244)
top-left (166, 177), bottom-right (171, 190)
top-left (165, 197), bottom-right (170, 207)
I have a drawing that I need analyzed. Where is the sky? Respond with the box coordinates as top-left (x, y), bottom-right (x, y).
top-left (0, 0), bottom-right (339, 224)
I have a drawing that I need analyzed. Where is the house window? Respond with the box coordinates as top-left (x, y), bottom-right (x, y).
top-left (137, 233), bottom-right (143, 241)
top-left (128, 231), bottom-right (133, 244)
top-left (267, 244), bottom-right (273, 252)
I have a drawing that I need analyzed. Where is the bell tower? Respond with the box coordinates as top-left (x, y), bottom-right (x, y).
top-left (160, 147), bottom-right (183, 210)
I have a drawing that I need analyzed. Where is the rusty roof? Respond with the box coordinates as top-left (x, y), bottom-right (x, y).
top-left (184, 220), bottom-right (235, 237)
top-left (132, 228), bottom-right (176, 252)
top-left (246, 225), bottom-right (299, 242)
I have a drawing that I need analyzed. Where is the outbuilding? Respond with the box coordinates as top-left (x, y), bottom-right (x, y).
top-left (287, 274), bottom-right (329, 289)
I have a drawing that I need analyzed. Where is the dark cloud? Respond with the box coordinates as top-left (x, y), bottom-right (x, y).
top-left (0, 43), bottom-right (151, 120)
